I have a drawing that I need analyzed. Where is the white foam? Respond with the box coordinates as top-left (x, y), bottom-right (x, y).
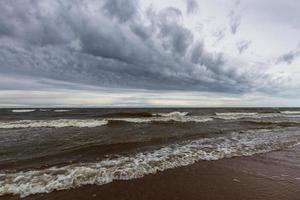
top-left (1, 128), bottom-right (299, 198)
top-left (215, 112), bottom-right (258, 116)
top-left (215, 112), bottom-right (266, 120)
top-left (214, 112), bottom-right (282, 120)
top-left (109, 116), bottom-right (213, 123)
top-left (0, 116), bottom-right (211, 129)
top-left (0, 119), bottom-right (108, 129)
top-left (154, 111), bottom-right (189, 117)
top-left (280, 111), bottom-right (300, 115)
top-left (111, 111), bottom-right (212, 123)
top-left (54, 110), bottom-right (71, 112)
top-left (215, 112), bottom-right (300, 120)
top-left (11, 109), bottom-right (35, 113)
top-left (39, 109), bottom-right (50, 112)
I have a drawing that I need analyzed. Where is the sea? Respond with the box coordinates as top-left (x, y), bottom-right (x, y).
top-left (1, 107), bottom-right (300, 197)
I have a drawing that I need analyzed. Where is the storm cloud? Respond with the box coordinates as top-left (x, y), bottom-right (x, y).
top-left (228, 1), bottom-right (242, 35)
top-left (276, 49), bottom-right (300, 65)
top-left (185, 0), bottom-right (199, 15)
top-left (236, 40), bottom-right (251, 54)
top-left (0, 0), bottom-right (290, 99)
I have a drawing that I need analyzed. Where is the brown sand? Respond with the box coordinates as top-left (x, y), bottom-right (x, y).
top-left (1, 147), bottom-right (300, 200)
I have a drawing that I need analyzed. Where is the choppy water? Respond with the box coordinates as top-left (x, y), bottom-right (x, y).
top-left (1, 108), bottom-right (300, 197)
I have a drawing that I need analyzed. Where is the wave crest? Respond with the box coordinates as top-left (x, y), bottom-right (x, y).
top-left (0, 119), bottom-right (108, 129)
top-left (153, 111), bottom-right (189, 117)
top-left (215, 112), bottom-right (258, 120)
top-left (280, 111), bottom-right (300, 115)
top-left (53, 110), bottom-right (71, 112)
top-left (1, 128), bottom-right (300, 197)
top-left (11, 109), bottom-right (35, 113)
top-left (108, 116), bottom-right (212, 123)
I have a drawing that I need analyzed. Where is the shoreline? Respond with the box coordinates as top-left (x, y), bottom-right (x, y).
top-left (1, 146), bottom-right (300, 200)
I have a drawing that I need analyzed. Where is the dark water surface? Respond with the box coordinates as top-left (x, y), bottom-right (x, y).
top-left (1, 108), bottom-right (300, 197)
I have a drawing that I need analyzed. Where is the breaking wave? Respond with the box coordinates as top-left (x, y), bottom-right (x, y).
top-left (39, 109), bottom-right (50, 112)
top-left (214, 112), bottom-right (300, 120)
top-left (0, 119), bottom-right (108, 129)
top-left (108, 115), bottom-right (212, 123)
top-left (153, 111), bottom-right (189, 117)
top-left (280, 111), bottom-right (300, 115)
top-left (214, 112), bottom-right (258, 120)
top-left (3, 111), bottom-right (300, 129)
top-left (102, 111), bottom-right (189, 118)
top-left (11, 109), bottom-right (35, 113)
top-left (215, 112), bottom-right (258, 116)
top-left (1, 128), bottom-right (300, 198)
top-left (101, 112), bottom-right (154, 118)
top-left (106, 111), bottom-right (212, 123)
top-left (0, 117), bottom-right (211, 129)
top-left (53, 110), bottom-right (71, 112)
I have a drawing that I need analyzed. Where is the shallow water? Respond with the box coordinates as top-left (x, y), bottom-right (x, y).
top-left (1, 108), bottom-right (300, 197)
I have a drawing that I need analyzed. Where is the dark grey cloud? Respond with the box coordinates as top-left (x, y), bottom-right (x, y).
top-left (0, 0), bottom-right (279, 94)
top-left (212, 27), bottom-right (227, 44)
top-left (156, 7), bottom-right (194, 56)
top-left (102, 0), bottom-right (138, 22)
top-left (0, 1), bottom-right (74, 46)
top-left (229, 10), bottom-right (241, 34)
top-left (236, 40), bottom-right (251, 54)
top-left (228, 1), bottom-right (243, 35)
top-left (185, 0), bottom-right (199, 15)
top-left (276, 50), bottom-right (300, 64)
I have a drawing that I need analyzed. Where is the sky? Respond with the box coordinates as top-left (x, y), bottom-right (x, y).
top-left (0, 0), bottom-right (300, 107)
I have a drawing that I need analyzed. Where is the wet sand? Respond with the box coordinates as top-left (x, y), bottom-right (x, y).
top-left (2, 146), bottom-right (300, 200)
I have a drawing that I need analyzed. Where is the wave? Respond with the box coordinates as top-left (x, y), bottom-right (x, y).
top-left (242, 120), bottom-right (300, 127)
top-left (11, 109), bottom-right (35, 113)
top-left (1, 128), bottom-right (299, 197)
top-left (105, 112), bottom-right (197, 123)
top-left (101, 112), bottom-right (153, 118)
top-left (215, 112), bottom-right (258, 116)
top-left (214, 112), bottom-right (258, 120)
top-left (214, 112), bottom-right (300, 120)
top-left (102, 111), bottom-right (188, 118)
top-left (110, 111), bottom-right (211, 123)
top-left (0, 119), bottom-right (108, 129)
top-left (108, 116), bottom-right (212, 123)
top-left (4, 110), bottom-right (300, 129)
top-left (215, 112), bottom-right (258, 119)
top-left (53, 109), bottom-right (71, 112)
top-left (108, 111), bottom-right (300, 123)
top-left (0, 115), bottom-right (212, 129)
top-left (107, 111), bottom-right (210, 123)
top-left (153, 111), bottom-right (189, 117)
top-left (39, 109), bottom-right (50, 112)
top-left (280, 111), bottom-right (300, 115)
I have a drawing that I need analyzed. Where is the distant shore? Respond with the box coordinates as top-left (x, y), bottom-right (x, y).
top-left (2, 145), bottom-right (300, 200)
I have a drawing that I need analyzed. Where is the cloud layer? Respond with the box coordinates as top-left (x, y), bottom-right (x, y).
top-left (0, 0), bottom-right (283, 95)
